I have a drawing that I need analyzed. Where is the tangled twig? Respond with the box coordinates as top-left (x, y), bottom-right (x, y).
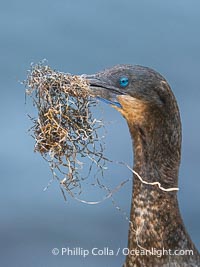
top-left (25, 62), bottom-right (107, 197)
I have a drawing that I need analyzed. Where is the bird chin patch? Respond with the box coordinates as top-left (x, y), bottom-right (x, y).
top-left (113, 95), bottom-right (148, 124)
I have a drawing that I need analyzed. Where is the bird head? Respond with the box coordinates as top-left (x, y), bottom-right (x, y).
top-left (84, 64), bottom-right (178, 129)
top-left (84, 64), bottom-right (182, 186)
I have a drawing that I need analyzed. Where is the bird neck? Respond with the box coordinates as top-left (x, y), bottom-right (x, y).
top-left (129, 119), bottom-right (184, 243)
top-left (130, 102), bottom-right (182, 188)
top-left (124, 109), bottom-right (193, 266)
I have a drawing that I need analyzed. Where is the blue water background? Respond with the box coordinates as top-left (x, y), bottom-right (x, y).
top-left (0, 1), bottom-right (200, 266)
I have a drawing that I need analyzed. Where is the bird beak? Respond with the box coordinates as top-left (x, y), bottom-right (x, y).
top-left (82, 74), bottom-right (123, 108)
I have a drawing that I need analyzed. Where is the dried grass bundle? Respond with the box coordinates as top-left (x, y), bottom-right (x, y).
top-left (25, 62), bottom-right (107, 196)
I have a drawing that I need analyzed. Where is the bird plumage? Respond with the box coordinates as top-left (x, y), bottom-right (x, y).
top-left (85, 65), bottom-right (200, 267)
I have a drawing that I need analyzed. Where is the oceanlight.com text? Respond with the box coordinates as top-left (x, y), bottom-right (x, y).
top-left (51, 247), bottom-right (194, 258)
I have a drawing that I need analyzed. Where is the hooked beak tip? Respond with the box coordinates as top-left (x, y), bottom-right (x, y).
top-left (81, 74), bottom-right (123, 109)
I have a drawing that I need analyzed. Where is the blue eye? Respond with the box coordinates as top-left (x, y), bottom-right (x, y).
top-left (119, 76), bottom-right (129, 87)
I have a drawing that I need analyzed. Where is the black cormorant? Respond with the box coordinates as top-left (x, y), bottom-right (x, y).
top-left (85, 65), bottom-right (200, 267)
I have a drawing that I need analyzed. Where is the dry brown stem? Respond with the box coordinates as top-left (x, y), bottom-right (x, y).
top-left (25, 62), bottom-right (107, 197)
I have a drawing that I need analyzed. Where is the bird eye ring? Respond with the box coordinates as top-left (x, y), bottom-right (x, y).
top-left (119, 77), bottom-right (129, 88)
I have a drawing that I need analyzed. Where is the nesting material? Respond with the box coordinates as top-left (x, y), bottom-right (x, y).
top-left (25, 63), bottom-right (106, 196)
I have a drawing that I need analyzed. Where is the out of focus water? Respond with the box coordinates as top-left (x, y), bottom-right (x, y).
top-left (0, 1), bottom-right (200, 266)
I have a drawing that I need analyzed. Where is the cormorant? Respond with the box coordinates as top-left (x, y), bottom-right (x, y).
top-left (84, 65), bottom-right (200, 267)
